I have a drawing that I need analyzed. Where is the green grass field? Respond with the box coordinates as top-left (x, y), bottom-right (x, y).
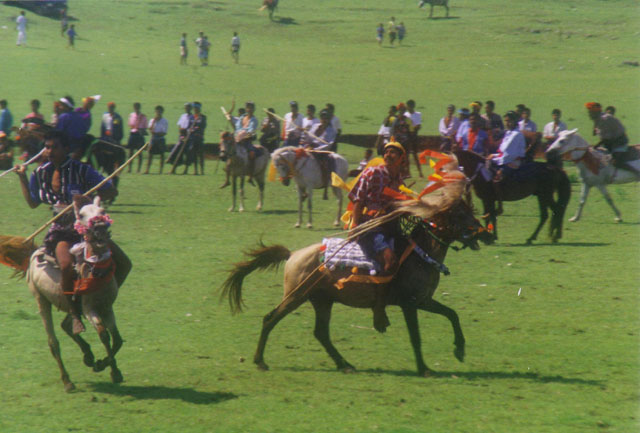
top-left (0, 1), bottom-right (639, 432)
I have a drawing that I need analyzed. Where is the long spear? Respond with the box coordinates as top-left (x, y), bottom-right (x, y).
top-left (263, 108), bottom-right (332, 147)
top-left (0, 147), bottom-right (45, 179)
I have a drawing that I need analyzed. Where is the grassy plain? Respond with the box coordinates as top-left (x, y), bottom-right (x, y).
top-left (0, 1), bottom-right (639, 432)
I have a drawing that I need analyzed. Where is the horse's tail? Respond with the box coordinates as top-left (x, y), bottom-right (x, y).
top-left (220, 243), bottom-right (291, 314)
top-left (550, 169), bottom-right (571, 241)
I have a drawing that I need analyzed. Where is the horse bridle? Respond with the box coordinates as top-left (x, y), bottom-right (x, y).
top-left (276, 151), bottom-right (309, 181)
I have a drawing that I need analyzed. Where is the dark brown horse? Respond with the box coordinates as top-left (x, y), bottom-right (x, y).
top-left (454, 149), bottom-right (570, 243)
top-left (260, 0), bottom-right (279, 20)
top-left (222, 172), bottom-right (493, 376)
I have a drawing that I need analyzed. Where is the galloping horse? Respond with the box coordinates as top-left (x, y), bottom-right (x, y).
top-left (222, 171), bottom-right (494, 376)
top-left (454, 149), bottom-right (570, 243)
top-left (25, 197), bottom-right (127, 391)
top-left (219, 132), bottom-right (270, 212)
top-left (260, 0), bottom-right (279, 20)
top-left (546, 129), bottom-right (640, 222)
top-left (271, 146), bottom-right (349, 228)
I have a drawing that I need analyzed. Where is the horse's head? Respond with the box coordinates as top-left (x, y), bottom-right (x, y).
top-left (73, 195), bottom-right (112, 253)
top-left (546, 129), bottom-right (583, 157)
top-left (428, 199), bottom-right (494, 250)
top-left (218, 131), bottom-right (234, 161)
top-left (272, 147), bottom-right (296, 186)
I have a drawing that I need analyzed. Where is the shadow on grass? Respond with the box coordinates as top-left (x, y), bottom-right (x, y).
top-left (88, 383), bottom-right (238, 405)
top-left (502, 242), bottom-right (610, 247)
top-left (273, 16), bottom-right (297, 25)
top-left (112, 203), bottom-right (164, 207)
top-left (428, 16), bottom-right (461, 20)
top-left (260, 209), bottom-right (298, 215)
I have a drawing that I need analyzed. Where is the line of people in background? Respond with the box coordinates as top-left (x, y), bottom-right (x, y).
top-left (376, 17), bottom-right (406, 47)
top-left (180, 31), bottom-right (241, 65)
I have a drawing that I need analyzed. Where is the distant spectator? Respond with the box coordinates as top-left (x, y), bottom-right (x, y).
top-left (542, 109), bottom-right (567, 144)
top-left (455, 108), bottom-right (470, 144)
top-left (60, 7), bottom-right (68, 36)
top-left (325, 103), bottom-right (342, 151)
top-left (302, 104), bottom-right (319, 131)
top-left (127, 102), bottom-right (148, 173)
top-left (515, 104), bottom-right (527, 119)
top-left (188, 102), bottom-right (206, 175)
top-left (0, 100), bottom-right (13, 136)
top-left (195, 32), bottom-right (208, 66)
top-left (67, 24), bottom-right (77, 48)
top-left (376, 105), bottom-right (398, 155)
top-left (376, 23), bottom-right (384, 46)
top-left (72, 95), bottom-right (98, 160)
top-left (405, 99), bottom-right (423, 177)
top-left (180, 33), bottom-right (188, 65)
top-left (457, 113), bottom-right (490, 156)
top-left (145, 105), bottom-right (168, 174)
top-left (396, 22), bottom-right (406, 44)
top-left (51, 100), bottom-right (64, 127)
top-left (0, 132), bottom-right (13, 170)
top-left (283, 101), bottom-right (303, 147)
top-left (482, 100), bottom-right (504, 142)
top-left (439, 104), bottom-right (460, 151)
top-left (259, 108), bottom-right (280, 153)
top-left (22, 99), bottom-right (44, 127)
top-left (231, 32), bottom-right (240, 63)
top-left (518, 107), bottom-right (537, 132)
top-left (101, 102), bottom-right (124, 144)
top-left (388, 17), bottom-right (397, 46)
top-left (16, 11), bottom-right (27, 47)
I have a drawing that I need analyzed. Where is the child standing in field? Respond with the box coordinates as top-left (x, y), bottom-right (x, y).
top-left (66, 24), bottom-right (77, 48)
top-left (388, 17), bottom-right (397, 46)
top-left (396, 22), bottom-right (406, 45)
top-left (376, 23), bottom-right (384, 46)
top-left (180, 33), bottom-right (188, 65)
top-left (231, 32), bottom-right (240, 64)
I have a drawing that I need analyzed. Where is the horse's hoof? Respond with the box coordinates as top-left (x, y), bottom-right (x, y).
top-left (333, 220), bottom-right (340, 227)
top-left (83, 352), bottom-right (95, 368)
top-left (307, 223), bottom-right (313, 229)
top-left (294, 223), bottom-right (301, 228)
top-left (256, 205), bottom-right (262, 211)
top-left (340, 365), bottom-right (356, 374)
top-left (256, 361), bottom-right (269, 371)
top-left (94, 359), bottom-right (109, 372)
top-left (418, 368), bottom-right (434, 378)
top-left (525, 239), bottom-right (533, 245)
top-left (454, 345), bottom-right (465, 363)
top-left (615, 217), bottom-right (622, 223)
top-left (64, 381), bottom-right (76, 393)
top-left (568, 216), bottom-right (579, 222)
top-left (239, 207), bottom-right (245, 213)
top-left (228, 207), bottom-right (235, 212)
top-left (111, 368), bottom-right (123, 384)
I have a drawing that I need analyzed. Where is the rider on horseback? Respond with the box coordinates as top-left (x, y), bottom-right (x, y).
top-left (15, 131), bottom-right (131, 335)
top-left (488, 110), bottom-right (526, 215)
top-left (586, 102), bottom-right (640, 177)
top-left (222, 101), bottom-right (258, 187)
top-left (301, 108), bottom-right (337, 199)
top-left (349, 140), bottom-right (406, 332)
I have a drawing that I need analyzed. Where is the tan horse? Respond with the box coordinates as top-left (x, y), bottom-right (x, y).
top-left (222, 169), bottom-right (493, 376)
top-left (26, 197), bottom-right (130, 392)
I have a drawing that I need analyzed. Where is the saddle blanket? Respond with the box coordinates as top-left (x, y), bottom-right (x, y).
top-left (321, 237), bottom-right (380, 275)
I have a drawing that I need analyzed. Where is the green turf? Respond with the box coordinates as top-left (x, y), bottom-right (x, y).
top-left (0, 1), bottom-right (639, 432)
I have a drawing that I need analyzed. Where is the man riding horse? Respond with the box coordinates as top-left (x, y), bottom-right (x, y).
top-left (221, 101), bottom-right (259, 187)
top-left (14, 130), bottom-right (131, 335)
top-left (300, 108), bottom-right (337, 199)
top-left (349, 140), bottom-right (406, 332)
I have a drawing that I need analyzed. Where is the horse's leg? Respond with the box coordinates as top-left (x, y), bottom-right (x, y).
top-left (254, 290), bottom-right (311, 371)
top-left (35, 295), bottom-right (75, 392)
top-left (596, 184), bottom-right (622, 222)
top-left (333, 187), bottom-right (343, 227)
top-left (239, 176), bottom-right (245, 212)
top-left (306, 189), bottom-right (313, 229)
top-left (295, 186), bottom-right (304, 228)
top-left (256, 177), bottom-right (264, 211)
top-left (101, 310), bottom-right (124, 383)
top-left (483, 198), bottom-right (498, 241)
top-left (61, 314), bottom-right (95, 368)
top-left (230, 175), bottom-right (237, 212)
top-left (88, 312), bottom-right (122, 383)
top-left (419, 298), bottom-right (465, 363)
top-left (310, 297), bottom-right (355, 372)
top-left (527, 196), bottom-right (549, 244)
top-left (401, 306), bottom-right (431, 377)
top-left (569, 183), bottom-right (589, 222)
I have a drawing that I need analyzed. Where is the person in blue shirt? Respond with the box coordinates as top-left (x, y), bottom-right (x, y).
top-left (0, 100), bottom-right (13, 136)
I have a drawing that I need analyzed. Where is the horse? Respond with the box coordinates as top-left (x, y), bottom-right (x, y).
top-left (25, 196), bottom-right (127, 392)
top-left (221, 168), bottom-right (494, 376)
top-left (546, 129), bottom-right (640, 222)
top-left (419, 0), bottom-right (449, 18)
top-left (453, 149), bottom-right (570, 243)
top-left (218, 131), bottom-right (270, 212)
top-left (271, 146), bottom-right (349, 228)
top-left (260, 0), bottom-right (279, 20)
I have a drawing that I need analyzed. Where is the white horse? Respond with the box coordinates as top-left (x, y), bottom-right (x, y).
top-left (546, 129), bottom-right (640, 222)
top-left (219, 132), bottom-right (270, 212)
top-left (271, 146), bottom-right (349, 228)
top-left (27, 196), bottom-right (126, 391)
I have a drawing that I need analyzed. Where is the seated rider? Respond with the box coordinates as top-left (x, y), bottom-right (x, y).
top-left (222, 101), bottom-right (258, 187)
top-left (15, 130), bottom-right (131, 335)
top-left (487, 110), bottom-right (526, 215)
top-left (301, 108), bottom-right (337, 199)
top-left (349, 140), bottom-right (405, 332)
top-left (586, 102), bottom-right (640, 177)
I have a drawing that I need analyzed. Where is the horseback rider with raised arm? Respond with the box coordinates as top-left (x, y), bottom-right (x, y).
top-left (222, 101), bottom-right (259, 186)
top-left (586, 102), bottom-right (640, 177)
top-left (488, 110), bottom-right (526, 215)
top-left (349, 140), bottom-right (406, 332)
top-left (301, 109), bottom-right (336, 199)
top-left (14, 130), bottom-right (131, 335)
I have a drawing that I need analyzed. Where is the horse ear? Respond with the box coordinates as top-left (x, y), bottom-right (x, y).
top-left (93, 195), bottom-right (101, 208)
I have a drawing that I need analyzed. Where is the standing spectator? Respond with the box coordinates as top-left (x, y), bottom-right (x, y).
top-left (202, 36), bottom-right (211, 66)
top-left (396, 22), bottom-right (406, 45)
top-left (67, 24), bottom-right (77, 49)
top-left (51, 101), bottom-right (64, 127)
top-left (73, 95), bottom-right (98, 159)
top-left (16, 11), bottom-right (27, 47)
top-left (375, 105), bottom-right (397, 155)
top-left (457, 113), bottom-right (490, 156)
top-left (302, 104), bottom-right (319, 131)
top-left (127, 102), bottom-right (148, 173)
top-left (259, 109), bottom-right (280, 153)
top-left (60, 7), bottom-right (68, 37)
top-left (231, 32), bottom-right (240, 64)
top-left (469, 101), bottom-right (489, 129)
top-left (185, 102), bottom-right (206, 175)
top-left (195, 32), bottom-right (206, 66)
top-left (0, 100), bottom-right (13, 136)
top-left (22, 99), bottom-right (44, 126)
top-left (325, 103), bottom-right (342, 151)
top-left (405, 99), bottom-right (423, 177)
top-left (455, 108), bottom-right (470, 145)
top-left (543, 109), bottom-right (567, 145)
top-left (483, 100), bottom-right (504, 144)
top-left (145, 105), bottom-right (168, 174)
top-left (438, 104), bottom-right (460, 151)
top-left (376, 23), bottom-right (384, 46)
top-left (518, 107), bottom-right (537, 132)
top-left (101, 102), bottom-right (124, 144)
top-left (177, 102), bottom-right (193, 138)
top-left (390, 102), bottom-right (413, 176)
top-left (180, 33), bottom-right (188, 65)
top-left (283, 101), bottom-right (304, 147)
top-left (388, 17), bottom-right (397, 46)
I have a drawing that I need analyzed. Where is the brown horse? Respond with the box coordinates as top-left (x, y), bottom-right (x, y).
top-left (222, 171), bottom-right (494, 376)
top-left (260, 0), bottom-right (279, 20)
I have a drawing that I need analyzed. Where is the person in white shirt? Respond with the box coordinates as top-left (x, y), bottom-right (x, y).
top-left (405, 99), bottom-right (423, 177)
top-left (145, 105), bottom-right (168, 174)
top-left (518, 107), bottom-right (537, 132)
top-left (230, 32), bottom-right (240, 64)
top-left (455, 108), bottom-right (470, 144)
top-left (302, 104), bottom-right (319, 130)
top-left (325, 103), bottom-right (341, 151)
top-left (542, 109), bottom-right (567, 145)
top-left (16, 11), bottom-right (27, 46)
top-left (439, 104), bottom-right (460, 151)
top-left (283, 101), bottom-right (304, 147)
